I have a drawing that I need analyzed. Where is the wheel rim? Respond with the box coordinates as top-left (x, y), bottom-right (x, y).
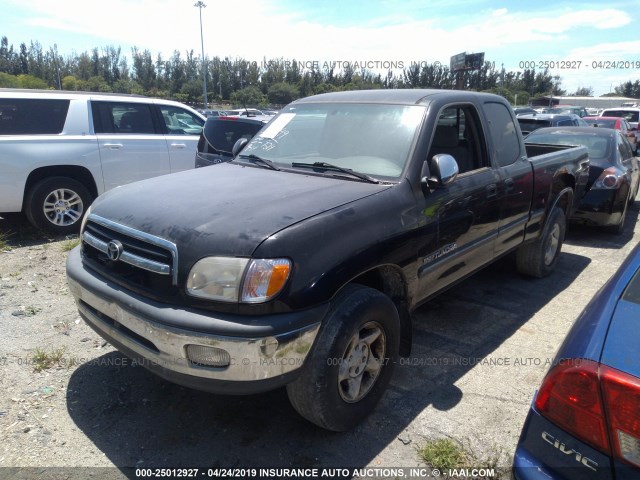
top-left (544, 223), bottom-right (561, 265)
top-left (337, 321), bottom-right (386, 403)
top-left (42, 188), bottom-right (84, 227)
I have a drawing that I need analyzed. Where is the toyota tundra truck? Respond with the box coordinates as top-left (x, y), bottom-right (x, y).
top-left (66, 89), bottom-right (589, 431)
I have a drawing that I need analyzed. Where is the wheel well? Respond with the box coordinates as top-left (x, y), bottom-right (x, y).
top-left (552, 174), bottom-right (575, 216)
top-left (349, 266), bottom-right (412, 357)
top-left (24, 166), bottom-right (98, 209)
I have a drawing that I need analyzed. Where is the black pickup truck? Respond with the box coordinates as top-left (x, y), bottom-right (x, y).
top-left (66, 90), bottom-right (589, 431)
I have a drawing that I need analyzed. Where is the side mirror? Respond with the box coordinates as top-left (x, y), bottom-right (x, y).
top-left (232, 138), bottom-right (248, 157)
top-left (422, 154), bottom-right (459, 189)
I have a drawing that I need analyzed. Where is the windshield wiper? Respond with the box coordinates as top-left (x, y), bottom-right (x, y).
top-left (238, 154), bottom-right (281, 171)
top-left (291, 162), bottom-right (379, 184)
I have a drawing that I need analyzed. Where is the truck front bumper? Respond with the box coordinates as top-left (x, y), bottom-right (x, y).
top-left (66, 247), bottom-right (325, 395)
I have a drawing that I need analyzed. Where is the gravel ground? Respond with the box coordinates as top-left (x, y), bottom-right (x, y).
top-left (0, 203), bottom-right (638, 479)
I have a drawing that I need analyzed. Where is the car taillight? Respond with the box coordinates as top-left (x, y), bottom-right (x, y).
top-left (535, 359), bottom-right (610, 453)
top-left (535, 359), bottom-right (640, 467)
top-left (601, 365), bottom-right (640, 467)
top-left (592, 167), bottom-right (623, 189)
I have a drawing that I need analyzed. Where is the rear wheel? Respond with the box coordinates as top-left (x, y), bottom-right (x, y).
top-left (516, 207), bottom-right (566, 278)
top-left (609, 196), bottom-right (628, 235)
top-left (286, 285), bottom-right (400, 431)
top-left (24, 177), bottom-right (92, 235)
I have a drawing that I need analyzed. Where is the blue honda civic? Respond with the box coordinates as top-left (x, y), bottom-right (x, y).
top-left (513, 242), bottom-right (640, 480)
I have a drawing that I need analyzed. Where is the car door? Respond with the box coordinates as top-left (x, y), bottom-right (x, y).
top-left (156, 104), bottom-right (205, 173)
top-left (482, 101), bottom-right (534, 256)
top-left (416, 104), bottom-right (503, 300)
top-left (92, 101), bottom-right (171, 191)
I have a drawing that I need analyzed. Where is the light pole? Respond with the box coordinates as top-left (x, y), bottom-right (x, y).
top-left (194, 1), bottom-right (208, 109)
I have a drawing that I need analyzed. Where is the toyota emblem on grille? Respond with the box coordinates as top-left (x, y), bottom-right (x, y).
top-left (107, 240), bottom-right (124, 261)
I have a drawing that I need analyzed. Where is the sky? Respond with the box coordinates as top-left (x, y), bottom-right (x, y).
top-left (1, 0), bottom-right (639, 97)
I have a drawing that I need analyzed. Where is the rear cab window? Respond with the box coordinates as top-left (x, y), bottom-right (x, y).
top-left (0, 99), bottom-right (70, 135)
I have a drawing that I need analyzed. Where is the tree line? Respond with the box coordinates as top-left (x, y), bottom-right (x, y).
top-left (0, 36), bottom-right (635, 107)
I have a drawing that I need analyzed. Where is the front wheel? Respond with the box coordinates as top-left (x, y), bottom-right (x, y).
top-left (516, 206), bottom-right (566, 278)
top-left (24, 177), bottom-right (92, 235)
top-left (286, 285), bottom-right (400, 431)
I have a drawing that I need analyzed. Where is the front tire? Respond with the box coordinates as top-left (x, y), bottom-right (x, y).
top-left (24, 177), bottom-right (92, 235)
top-left (286, 285), bottom-right (400, 431)
top-left (516, 206), bottom-right (566, 278)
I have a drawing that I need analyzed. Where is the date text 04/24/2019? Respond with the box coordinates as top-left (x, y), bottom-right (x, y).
top-left (518, 60), bottom-right (640, 69)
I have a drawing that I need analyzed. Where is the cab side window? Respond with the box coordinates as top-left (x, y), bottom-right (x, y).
top-left (428, 105), bottom-right (488, 174)
top-left (482, 102), bottom-right (520, 167)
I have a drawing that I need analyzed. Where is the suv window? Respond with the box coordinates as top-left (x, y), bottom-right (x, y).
top-left (92, 102), bottom-right (156, 134)
top-left (159, 105), bottom-right (204, 135)
top-left (0, 99), bottom-right (70, 135)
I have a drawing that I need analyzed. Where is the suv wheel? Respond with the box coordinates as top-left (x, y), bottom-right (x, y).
top-left (25, 177), bottom-right (92, 235)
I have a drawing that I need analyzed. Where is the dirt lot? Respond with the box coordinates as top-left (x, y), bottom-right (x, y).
top-left (0, 204), bottom-right (638, 478)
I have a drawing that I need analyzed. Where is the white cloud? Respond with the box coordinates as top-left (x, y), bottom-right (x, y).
top-left (4, 1), bottom-right (635, 96)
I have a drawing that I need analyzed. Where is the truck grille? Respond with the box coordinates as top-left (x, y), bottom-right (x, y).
top-left (81, 214), bottom-right (179, 298)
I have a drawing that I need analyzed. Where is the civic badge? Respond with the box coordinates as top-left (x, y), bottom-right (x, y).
top-left (107, 240), bottom-right (124, 261)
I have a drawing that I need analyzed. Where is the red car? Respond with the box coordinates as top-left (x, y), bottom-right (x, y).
top-left (584, 116), bottom-right (638, 152)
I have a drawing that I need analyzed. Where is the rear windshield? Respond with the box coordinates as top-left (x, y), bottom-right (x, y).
top-left (585, 118), bottom-right (616, 128)
top-left (518, 119), bottom-right (551, 134)
top-left (199, 119), bottom-right (263, 154)
top-left (525, 132), bottom-right (611, 161)
top-left (602, 110), bottom-right (639, 123)
top-left (0, 99), bottom-right (70, 135)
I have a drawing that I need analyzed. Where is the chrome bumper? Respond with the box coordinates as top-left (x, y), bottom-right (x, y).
top-left (66, 253), bottom-right (321, 384)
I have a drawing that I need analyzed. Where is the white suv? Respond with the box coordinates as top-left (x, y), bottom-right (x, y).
top-left (0, 89), bottom-right (205, 234)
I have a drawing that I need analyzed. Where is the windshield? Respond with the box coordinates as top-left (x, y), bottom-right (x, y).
top-left (525, 131), bottom-right (612, 162)
top-left (238, 103), bottom-right (424, 181)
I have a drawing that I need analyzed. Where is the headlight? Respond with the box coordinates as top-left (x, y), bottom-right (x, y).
top-left (186, 257), bottom-right (291, 303)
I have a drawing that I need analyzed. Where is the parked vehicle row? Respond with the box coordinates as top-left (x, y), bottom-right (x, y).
top-left (517, 113), bottom-right (588, 135)
top-left (524, 127), bottom-right (639, 234)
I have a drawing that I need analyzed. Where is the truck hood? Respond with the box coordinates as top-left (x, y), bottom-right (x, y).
top-left (90, 163), bottom-right (391, 258)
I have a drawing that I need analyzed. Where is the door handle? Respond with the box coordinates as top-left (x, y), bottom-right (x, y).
top-left (486, 183), bottom-right (497, 198)
top-left (102, 143), bottom-right (123, 149)
top-left (170, 143), bottom-right (187, 149)
top-left (504, 178), bottom-right (515, 194)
